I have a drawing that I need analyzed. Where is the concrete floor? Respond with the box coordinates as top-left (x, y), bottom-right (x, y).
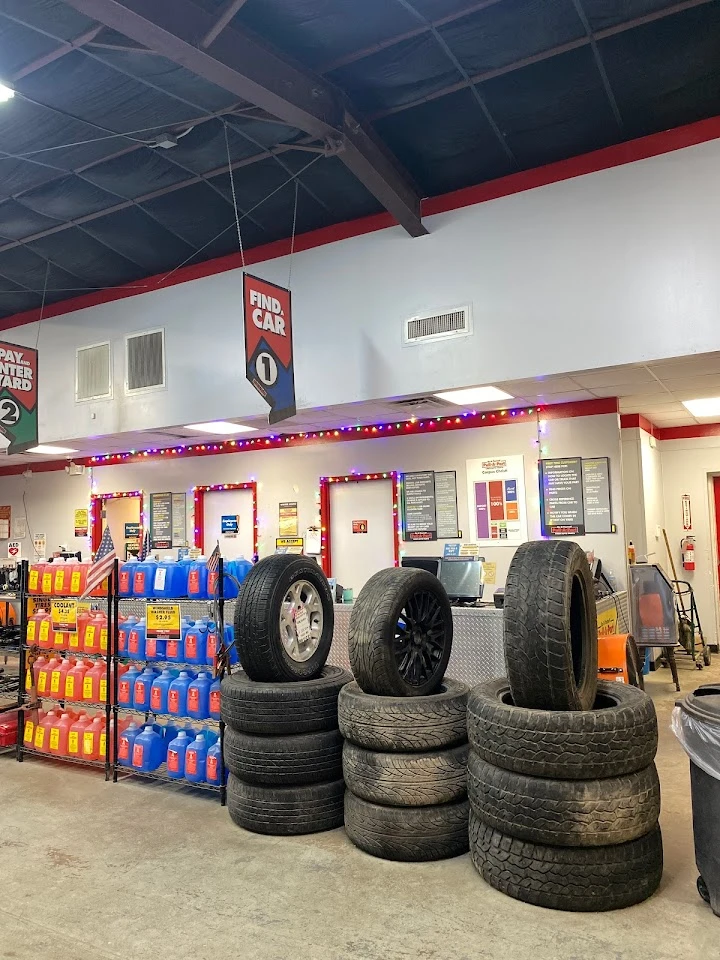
top-left (1, 656), bottom-right (718, 960)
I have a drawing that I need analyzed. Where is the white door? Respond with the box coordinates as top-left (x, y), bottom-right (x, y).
top-left (203, 490), bottom-right (254, 561)
top-left (103, 496), bottom-right (141, 560)
top-left (330, 480), bottom-right (395, 597)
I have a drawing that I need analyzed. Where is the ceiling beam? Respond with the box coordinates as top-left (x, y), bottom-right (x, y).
top-left (61, 0), bottom-right (426, 236)
top-left (10, 24), bottom-right (102, 81)
top-left (201, 0), bottom-right (250, 49)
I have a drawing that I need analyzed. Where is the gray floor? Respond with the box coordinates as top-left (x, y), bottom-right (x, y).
top-left (1, 656), bottom-right (718, 960)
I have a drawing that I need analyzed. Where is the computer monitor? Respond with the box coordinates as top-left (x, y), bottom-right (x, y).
top-left (401, 556), bottom-right (441, 577)
top-left (439, 559), bottom-right (484, 602)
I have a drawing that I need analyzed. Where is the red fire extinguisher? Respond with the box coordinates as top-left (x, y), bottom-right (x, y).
top-left (681, 536), bottom-right (696, 572)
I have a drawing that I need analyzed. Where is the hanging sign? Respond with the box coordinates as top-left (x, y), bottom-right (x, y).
top-left (146, 602), bottom-right (182, 641)
top-left (243, 274), bottom-right (296, 424)
top-left (0, 340), bottom-right (37, 454)
top-left (51, 599), bottom-right (78, 633)
top-left (74, 508), bottom-right (89, 538)
top-left (682, 494), bottom-right (692, 531)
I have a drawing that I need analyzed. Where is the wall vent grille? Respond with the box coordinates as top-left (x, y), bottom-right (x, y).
top-left (76, 343), bottom-right (111, 401)
top-left (404, 305), bottom-right (471, 344)
top-left (126, 330), bottom-right (165, 393)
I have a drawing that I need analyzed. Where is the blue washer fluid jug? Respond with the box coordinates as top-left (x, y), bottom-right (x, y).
top-left (149, 669), bottom-right (175, 714)
top-left (187, 672), bottom-right (212, 719)
top-left (118, 665), bottom-right (141, 707)
top-left (184, 622), bottom-right (208, 665)
top-left (133, 559), bottom-right (158, 598)
top-left (225, 623), bottom-right (239, 665)
top-left (187, 558), bottom-right (208, 600)
top-left (209, 677), bottom-right (221, 720)
top-left (206, 741), bottom-right (222, 786)
top-left (167, 731), bottom-right (192, 779)
top-left (131, 725), bottom-right (164, 771)
top-left (185, 734), bottom-right (208, 783)
top-left (118, 722), bottom-right (141, 767)
top-left (118, 561), bottom-right (137, 598)
top-left (133, 667), bottom-right (157, 711)
top-left (126, 619), bottom-right (146, 660)
top-left (168, 671), bottom-right (194, 717)
top-left (118, 616), bottom-right (138, 656)
top-left (166, 618), bottom-right (193, 663)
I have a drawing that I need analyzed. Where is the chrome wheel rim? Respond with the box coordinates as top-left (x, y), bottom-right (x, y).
top-left (279, 579), bottom-right (324, 662)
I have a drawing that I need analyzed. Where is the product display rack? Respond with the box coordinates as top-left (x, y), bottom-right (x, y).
top-left (112, 559), bottom-right (228, 804)
top-left (0, 567), bottom-right (23, 752)
top-left (16, 560), bottom-right (114, 778)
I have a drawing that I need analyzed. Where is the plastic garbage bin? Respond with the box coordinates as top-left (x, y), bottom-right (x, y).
top-left (672, 683), bottom-right (720, 916)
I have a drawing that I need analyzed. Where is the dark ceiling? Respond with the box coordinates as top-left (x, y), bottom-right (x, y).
top-left (0, 0), bottom-right (719, 320)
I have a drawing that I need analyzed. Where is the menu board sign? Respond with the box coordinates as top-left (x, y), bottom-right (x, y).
top-left (582, 458), bottom-right (612, 534)
top-left (150, 492), bottom-right (173, 549)
top-left (403, 471), bottom-right (437, 541)
top-left (435, 471), bottom-right (460, 539)
top-left (540, 458), bottom-right (585, 536)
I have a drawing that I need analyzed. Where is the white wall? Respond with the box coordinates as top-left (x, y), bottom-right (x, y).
top-left (621, 428), bottom-right (666, 563)
top-left (6, 137), bottom-right (720, 444)
top-left (0, 471), bottom-right (90, 560)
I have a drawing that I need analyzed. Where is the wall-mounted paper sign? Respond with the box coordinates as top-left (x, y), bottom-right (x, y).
top-left (352, 520), bottom-right (368, 534)
top-left (222, 515), bottom-right (239, 535)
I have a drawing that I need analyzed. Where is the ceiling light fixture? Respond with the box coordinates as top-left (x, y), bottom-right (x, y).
top-left (682, 397), bottom-right (720, 418)
top-left (0, 83), bottom-right (15, 103)
top-left (434, 386), bottom-right (514, 406)
top-left (27, 445), bottom-right (78, 455)
top-left (184, 421), bottom-right (258, 435)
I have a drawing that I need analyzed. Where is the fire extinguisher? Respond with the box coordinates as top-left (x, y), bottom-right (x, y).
top-left (681, 536), bottom-right (696, 572)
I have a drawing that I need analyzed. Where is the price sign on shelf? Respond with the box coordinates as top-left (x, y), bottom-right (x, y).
top-left (51, 599), bottom-right (78, 633)
top-left (146, 602), bottom-right (181, 641)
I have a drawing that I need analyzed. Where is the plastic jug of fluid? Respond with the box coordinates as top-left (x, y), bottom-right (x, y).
top-left (149, 670), bottom-right (175, 714)
top-left (133, 667), bottom-right (157, 711)
top-left (168, 671), bottom-right (194, 716)
top-left (205, 623), bottom-right (220, 667)
top-left (203, 728), bottom-right (219, 747)
top-left (118, 561), bottom-right (136, 598)
top-left (68, 561), bottom-right (87, 598)
top-left (166, 731), bottom-right (192, 779)
top-left (36, 657), bottom-right (60, 697)
top-left (118, 616), bottom-right (138, 656)
top-left (153, 558), bottom-right (187, 599)
top-left (225, 624), bottom-right (239, 665)
top-left (118, 665), bottom-right (141, 707)
top-left (82, 716), bottom-right (104, 761)
top-left (144, 629), bottom-right (166, 662)
top-left (103, 716), bottom-right (127, 762)
top-left (27, 562), bottom-right (46, 596)
top-left (83, 660), bottom-right (106, 703)
top-left (132, 725), bottom-right (164, 771)
top-left (52, 560), bottom-right (71, 596)
top-left (82, 614), bottom-right (103, 655)
top-left (48, 712), bottom-right (71, 756)
top-left (118, 722), bottom-right (142, 767)
top-left (51, 622), bottom-right (69, 653)
top-left (49, 658), bottom-right (72, 699)
top-left (67, 610), bottom-right (88, 655)
top-left (163, 618), bottom-right (191, 663)
top-left (132, 559), bottom-right (155, 598)
top-left (185, 734), bottom-right (208, 783)
top-left (126, 620), bottom-right (147, 660)
top-left (26, 608), bottom-right (46, 647)
top-left (187, 672), bottom-right (212, 720)
top-left (29, 655), bottom-right (47, 692)
top-left (67, 714), bottom-right (91, 758)
top-left (23, 712), bottom-right (39, 749)
top-left (40, 563), bottom-right (55, 598)
top-left (187, 558), bottom-right (208, 600)
top-left (36, 612), bottom-right (54, 651)
top-left (65, 659), bottom-right (89, 702)
top-left (209, 678), bottom-right (221, 720)
top-left (184, 622), bottom-right (208, 665)
top-left (206, 741), bottom-right (222, 786)
top-left (34, 711), bottom-right (58, 753)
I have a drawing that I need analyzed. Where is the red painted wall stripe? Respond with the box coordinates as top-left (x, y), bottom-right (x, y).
top-left (656, 423), bottom-right (720, 440)
top-left (2, 114), bottom-right (720, 332)
top-left (620, 413), bottom-right (657, 436)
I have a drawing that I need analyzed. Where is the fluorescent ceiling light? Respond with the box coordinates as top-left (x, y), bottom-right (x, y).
top-left (28, 445), bottom-right (78, 455)
top-left (184, 421), bottom-right (258, 435)
top-left (682, 397), bottom-right (720, 418)
top-left (0, 83), bottom-right (15, 103)
top-left (434, 386), bottom-right (514, 406)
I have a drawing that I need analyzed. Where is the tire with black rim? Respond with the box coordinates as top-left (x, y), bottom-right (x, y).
top-left (504, 540), bottom-right (598, 711)
top-left (343, 741), bottom-right (468, 807)
top-left (338, 679), bottom-right (469, 751)
top-left (233, 555), bottom-right (334, 682)
top-left (467, 754), bottom-right (660, 847)
top-left (467, 679), bottom-right (658, 780)
top-left (227, 774), bottom-right (345, 835)
top-left (221, 666), bottom-right (352, 735)
top-left (348, 568), bottom-right (453, 697)
top-left (345, 792), bottom-right (469, 861)
top-left (469, 812), bottom-right (663, 912)
top-left (224, 726), bottom-right (343, 785)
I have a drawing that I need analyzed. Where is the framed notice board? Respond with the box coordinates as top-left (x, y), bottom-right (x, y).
top-left (540, 457), bottom-right (613, 536)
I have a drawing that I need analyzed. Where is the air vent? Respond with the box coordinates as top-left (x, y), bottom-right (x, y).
top-left (389, 396), bottom-right (453, 410)
top-left (404, 305), bottom-right (471, 345)
top-left (126, 330), bottom-right (165, 393)
top-left (76, 342), bottom-right (111, 402)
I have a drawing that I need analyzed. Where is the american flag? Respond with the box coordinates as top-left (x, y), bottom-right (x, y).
top-left (137, 528), bottom-right (151, 562)
top-left (81, 526), bottom-right (116, 599)
top-left (207, 541), bottom-right (221, 575)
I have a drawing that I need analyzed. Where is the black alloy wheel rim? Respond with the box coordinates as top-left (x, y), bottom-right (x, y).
top-left (394, 589), bottom-right (448, 686)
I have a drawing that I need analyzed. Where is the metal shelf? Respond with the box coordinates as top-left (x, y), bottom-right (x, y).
top-left (24, 646), bottom-right (109, 659)
top-left (117, 706), bottom-right (219, 724)
top-left (21, 749), bottom-right (108, 771)
top-left (29, 695), bottom-right (109, 710)
top-left (115, 764), bottom-right (221, 791)
top-left (117, 658), bottom-right (215, 670)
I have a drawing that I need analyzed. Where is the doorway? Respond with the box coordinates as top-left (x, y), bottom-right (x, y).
top-left (91, 492), bottom-right (143, 558)
top-left (194, 483), bottom-right (258, 562)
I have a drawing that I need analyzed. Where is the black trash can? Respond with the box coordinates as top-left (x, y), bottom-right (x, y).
top-left (673, 684), bottom-right (720, 916)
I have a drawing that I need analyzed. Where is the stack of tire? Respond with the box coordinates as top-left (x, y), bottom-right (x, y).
top-left (340, 567), bottom-right (470, 861)
top-left (221, 555), bottom-right (352, 835)
top-left (467, 540), bottom-right (663, 911)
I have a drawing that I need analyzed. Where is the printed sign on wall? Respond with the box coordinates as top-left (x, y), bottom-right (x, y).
top-left (466, 456), bottom-right (528, 546)
top-left (243, 274), bottom-right (296, 424)
top-left (0, 340), bottom-right (37, 454)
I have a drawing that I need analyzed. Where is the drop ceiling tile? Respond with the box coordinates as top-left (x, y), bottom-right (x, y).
top-left (569, 366), bottom-right (656, 388)
top-left (665, 380), bottom-right (720, 400)
top-left (618, 394), bottom-right (673, 409)
top-left (589, 381), bottom-right (667, 398)
top-left (648, 356), bottom-right (720, 378)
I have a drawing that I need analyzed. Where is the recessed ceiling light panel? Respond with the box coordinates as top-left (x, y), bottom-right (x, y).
top-left (682, 397), bottom-right (720, 418)
top-left (28, 445), bottom-right (78, 455)
top-left (433, 386), bottom-right (514, 406)
top-left (184, 421), bottom-right (257, 435)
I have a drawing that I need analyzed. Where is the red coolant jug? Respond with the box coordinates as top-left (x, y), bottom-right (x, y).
top-left (34, 710), bottom-right (58, 753)
top-left (53, 561), bottom-right (72, 596)
top-left (65, 660), bottom-right (90, 702)
top-left (67, 714), bottom-right (90, 758)
top-left (68, 562), bottom-right (88, 597)
top-left (49, 658), bottom-right (73, 699)
top-left (83, 614), bottom-right (104, 655)
top-left (49, 712), bottom-right (74, 756)
top-left (36, 657), bottom-right (60, 698)
top-left (27, 562), bottom-right (46, 596)
top-left (82, 660), bottom-right (107, 704)
top-left (40, 564), bottom-right (54, 598)
top-left (82, 716), bottom-right (105, 761)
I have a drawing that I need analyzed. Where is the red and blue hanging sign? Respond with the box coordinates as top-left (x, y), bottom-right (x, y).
top-left (243, 274), bottom-right (296, 424)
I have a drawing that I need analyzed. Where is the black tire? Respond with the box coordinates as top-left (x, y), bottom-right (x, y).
top-left (224, 726), bottom-right (343, 785)
top-left (467, 679), bottom-right (658, 780)
top-left (469, 812), bottom-right (663, 912)
top-left (504, 540), bottom-right (598, 711)
top-left (233, 555), bottom-right (334, 682)
top-left (467, 754), bottom-right (660, 847)
top-left (348, 567), bottom-right (453, 697)
top-left (221, 666), bottom-right (352, 735)
top-left (344, 792), bottom-right (469, 861)
top-left (626, 635), bottom-right (645, 690)
top-left (227, 774), bottom-right (344, 835)
top-left (338, 679), bottom-right (469, 751)
top-left (343, 742), bottom-right (468, 807)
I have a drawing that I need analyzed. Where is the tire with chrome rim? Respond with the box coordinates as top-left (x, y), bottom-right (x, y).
top-left (234, 555), bottom-right (334, 682)
top-left (348, 567), bottom-right (453, 697)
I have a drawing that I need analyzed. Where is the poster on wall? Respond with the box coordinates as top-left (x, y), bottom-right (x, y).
top-left (403, 471), bottom-right (437, 541)
top-left (172, 493), bottom-right (186, 546)
top-left (581, 458), bottom-right (612, 534)
top-left (0, 505), bottom-right (10, 540)
top-left (435, 471), bottom-right (460, 539)
top-left (540, 458), bottom-right (585, 536)
top-left (243, 274), bottom-right (296, 424)
top-left (466, 455), bottom-right (528, 546)
top-left (150, 492), bottom-right (173, 550)
top-left (0, 340), bottom-right (37, 454)
top-left (279, 502), bottom-right (298, 537)
top-left (74, 508), bottom-right (88, 538)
